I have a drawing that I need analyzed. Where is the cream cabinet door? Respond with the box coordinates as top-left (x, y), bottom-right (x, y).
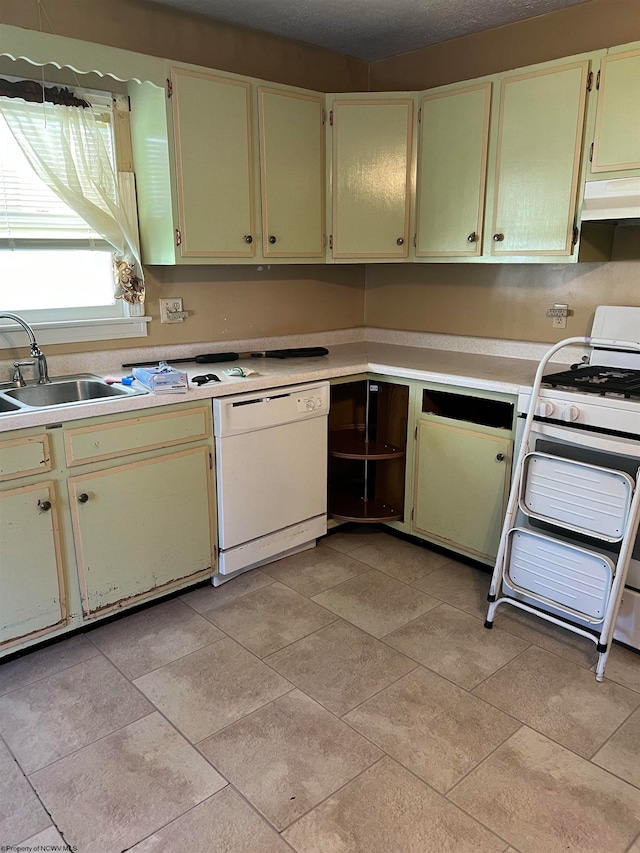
top-left (171, 68), bottom-right (255, 257)
top-left (491, 61), bottom-right (589, 256)
top-left (69, 447), bottom-right (214, 616)
top-left (0, 481), bottom-right (66, 648)
top-left (592, 48), bottom-right (640, 173)
top-left (258, 87), bottom-right (325, 257)
top-left (331, 98), bottom-right (413, 258)
top-left (416, 84), bottom-right (491, 257)
top-left (413, 418), bottom-right (512, 561)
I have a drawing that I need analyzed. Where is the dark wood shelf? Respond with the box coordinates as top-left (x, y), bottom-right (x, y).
top-left (329, 428), bottom-right (405, 460)
top-left (329, 380), bottom-right (409, 524)
top-left (329, 493), bottom-right (403, 523)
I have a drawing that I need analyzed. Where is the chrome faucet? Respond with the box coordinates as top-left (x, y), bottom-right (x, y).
top-left (0, 312), bottom-right (49, 384)
top-left (12, 360), bottom-right (36, 387)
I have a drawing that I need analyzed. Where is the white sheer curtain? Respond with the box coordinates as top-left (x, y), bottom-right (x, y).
top-left (0, 96), bottom-right (144, 304)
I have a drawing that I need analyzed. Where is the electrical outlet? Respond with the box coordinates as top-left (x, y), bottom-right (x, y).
top-left (547, 303), bottom-right (568, 330)
top-left (159, 297), bottom-right (187, 324)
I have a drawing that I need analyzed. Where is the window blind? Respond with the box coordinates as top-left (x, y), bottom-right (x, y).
top-left (0, 94), bottom-right (114, 250)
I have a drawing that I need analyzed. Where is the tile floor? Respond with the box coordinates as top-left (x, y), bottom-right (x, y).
top-left (2, 527), bottom-right (640, 852)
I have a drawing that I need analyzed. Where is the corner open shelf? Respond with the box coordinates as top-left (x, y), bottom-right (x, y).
top-left (328, 493), bottom-right (403, 523)
top-left (329, 428), bottom-right (405, 461)
top-left (328, 380), bottom-right (409, 523)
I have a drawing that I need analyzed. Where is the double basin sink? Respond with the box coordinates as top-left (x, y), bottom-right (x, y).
top-left (0, 374), bottom-right (148, 415)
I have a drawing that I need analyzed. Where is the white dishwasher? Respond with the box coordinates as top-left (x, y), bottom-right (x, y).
top-left (212, 381), bottom-right (329, 582)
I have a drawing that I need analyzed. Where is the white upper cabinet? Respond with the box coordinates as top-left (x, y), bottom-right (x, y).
top-left (329, 97), bottom-right (414, 259)
top-left (125, 32), bottom-right (635, 266)
top-left (258, 87), bottom-right (325, 258)
top-left (489, 60), bottom-right (590, 257)
top-left (590, 45), bottom-right (640, 174)
top-left (171, 68), bottom-right (255, 258)
top-left (415, 83), bottom-right (491, 257)
top-left (129, 68), bottom-right (327, 264)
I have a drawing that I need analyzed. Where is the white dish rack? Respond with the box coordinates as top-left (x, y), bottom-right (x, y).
top-left (486, 336), bottom-right (640, 682)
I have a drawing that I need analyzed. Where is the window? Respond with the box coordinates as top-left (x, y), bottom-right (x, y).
top-left (0, 82), bottom-right (148, 345)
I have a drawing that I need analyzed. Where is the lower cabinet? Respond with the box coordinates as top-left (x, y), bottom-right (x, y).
top-left (412, 388), bottom-right (514, 562)
top-left (1, 377), bottom-right (516, 654)
top-left (413, 418), bottom-right (512, 560)
top-left (69, 446), bottom-right (214, 616)
top-left (328, 378), bottom-right (410, 522)
top-left (327, 377), bottom-right (516, 563)
top-left (0, 401), bottom-right (216, 655)
top-left (0, 480), bottom-right (66, 648)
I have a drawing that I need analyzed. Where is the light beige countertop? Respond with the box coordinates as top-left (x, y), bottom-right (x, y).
top-left (365, 342), bottom-right (549, 392)
top-left (0, 338), bottom-right (568, 433)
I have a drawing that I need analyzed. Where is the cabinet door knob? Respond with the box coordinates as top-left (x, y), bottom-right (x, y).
top-left (38, 500), bottom-right (51, 512)
top-left (244, 234), bottom-right (253, 244)
top-left (496, 453), bottom-right (505, 462)
top-left (269, 235), bottom-right (277, 244)
top-left (467, 232), bottom-right (479, 243)
top-left (493, 233), bottom-right (504, 242)
top-left (396, 237), bottom-right (404, 246)
top-left (78, 493), bottom-right (89, 503)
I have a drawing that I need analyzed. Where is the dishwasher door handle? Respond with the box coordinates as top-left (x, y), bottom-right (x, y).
top-left (232, 393), bottom-right (289, 407)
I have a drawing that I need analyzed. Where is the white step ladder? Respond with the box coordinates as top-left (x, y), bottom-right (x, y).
top-left (485, 336), bottom-right (640, 682)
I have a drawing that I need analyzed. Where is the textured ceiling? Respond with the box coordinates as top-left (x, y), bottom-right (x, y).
top-left (147, 0), bottom-right (592, 61)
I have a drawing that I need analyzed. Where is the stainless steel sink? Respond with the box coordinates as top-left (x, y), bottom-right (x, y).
top-left (0, 397), bottom-right (20, 413)
top-left (0, 374), bottom-right (148, 413)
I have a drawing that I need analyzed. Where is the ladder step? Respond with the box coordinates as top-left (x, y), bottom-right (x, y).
top-left (504, 527), bottom-right (614, 622)
top-left (519, 452), bottom-right (634, 542)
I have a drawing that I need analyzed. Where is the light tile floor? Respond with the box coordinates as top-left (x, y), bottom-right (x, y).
top-left (1, 528), bottom-right (640, 852)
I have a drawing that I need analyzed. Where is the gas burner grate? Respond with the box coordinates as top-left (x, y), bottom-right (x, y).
top-left (542, 366), bottom-right (640, 399)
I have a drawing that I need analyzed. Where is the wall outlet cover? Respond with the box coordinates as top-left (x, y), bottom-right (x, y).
top-left (160, 298), bottom-right (186, 324)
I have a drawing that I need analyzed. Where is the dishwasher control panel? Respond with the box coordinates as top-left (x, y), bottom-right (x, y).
top-left (297, 393), bottom-right (324, 413)
top-left (214, 381), bottom-right (330, 436)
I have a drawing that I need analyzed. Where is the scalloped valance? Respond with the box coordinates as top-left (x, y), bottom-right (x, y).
top-left (0, 24), bottom-right (168, 86)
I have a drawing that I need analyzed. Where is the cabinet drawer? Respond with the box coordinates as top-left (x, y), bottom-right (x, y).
top-left (0, 435), bottom-right (51, 482)
top-left (64, 405), bottom-right (210, 466)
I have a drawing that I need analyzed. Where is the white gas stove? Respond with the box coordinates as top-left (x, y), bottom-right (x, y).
top-left (519, 305), bottom-right (640, 432)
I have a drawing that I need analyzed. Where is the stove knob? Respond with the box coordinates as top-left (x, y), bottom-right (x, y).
top-left (568, 405), bottom-right (580, 422)
top-left (537, 401), bottom-right (555, 418)
top-left (560, 405), bottom-right (580, 422)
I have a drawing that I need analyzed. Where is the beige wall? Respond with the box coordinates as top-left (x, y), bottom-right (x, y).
top-left (369, 0), bottom-right (640, 91)
top-left (0, 0), bottom-right (367, 358)
top-left (2, 0), bottom-right (639, 354)
top-left (147, 265), bottom-right (365, 343)
top-left (365, 261), bottom-right (640, 343)
top-left (365, 0), bottom-right (640, 344)
top-left (43, 265), bottom-right (365, 356)
top-left (0, 0), bottom-right (367, 92)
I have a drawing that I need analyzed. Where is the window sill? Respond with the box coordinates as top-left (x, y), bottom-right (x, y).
top-left (0, 316), bottom-right (152, 348)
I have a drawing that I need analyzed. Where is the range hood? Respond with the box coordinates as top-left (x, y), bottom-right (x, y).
top-left (581, 177), bottom-right (640, 221)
